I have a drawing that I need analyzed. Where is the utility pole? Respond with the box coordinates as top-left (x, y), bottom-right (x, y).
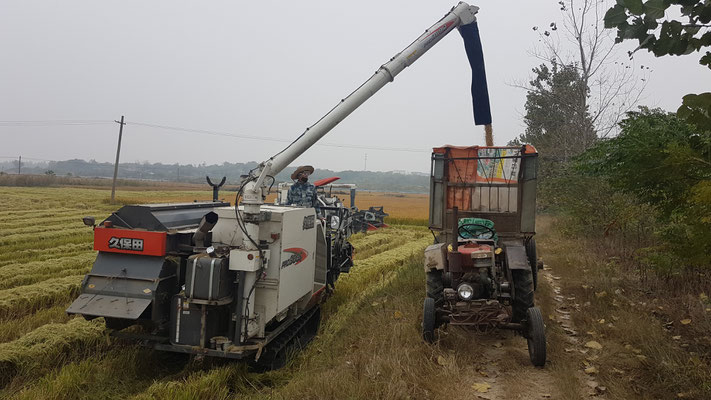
top-left (18, 156), bottom-right (21, 174)
top-left (110, 116), bottom-right (125, 203)
top-left (364, 153), bottom-right (367, 171)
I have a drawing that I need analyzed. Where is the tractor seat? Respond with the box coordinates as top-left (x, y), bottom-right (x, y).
top-left (457, 242), bottom-right (493, 256)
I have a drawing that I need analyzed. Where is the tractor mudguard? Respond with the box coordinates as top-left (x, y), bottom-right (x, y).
top-left (424, 243), bottom-right (447, 272)
top-left (501, 241), bottom-right (531, 271)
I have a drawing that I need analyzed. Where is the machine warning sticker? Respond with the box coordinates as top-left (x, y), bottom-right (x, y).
top-left (302, 215), bottom-right (315, 230)
top-left (108, 237), bottom-right (144, 251)
top-left (281, 248), bottom-right (308, 269)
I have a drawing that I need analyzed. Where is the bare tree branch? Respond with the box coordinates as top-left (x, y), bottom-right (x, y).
top-left (525, 0), bottom-right (645, 142)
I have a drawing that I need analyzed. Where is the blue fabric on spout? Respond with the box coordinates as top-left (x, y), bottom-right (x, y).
top-left (459, 22), bottom-right (492, 126)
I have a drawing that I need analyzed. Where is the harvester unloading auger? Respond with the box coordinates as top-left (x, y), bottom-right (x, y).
top-left (67, 2), bottom-right (500, 369)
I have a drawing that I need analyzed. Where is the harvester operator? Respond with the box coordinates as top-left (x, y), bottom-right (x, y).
top-left (287, 165), bottom-right (320, 212)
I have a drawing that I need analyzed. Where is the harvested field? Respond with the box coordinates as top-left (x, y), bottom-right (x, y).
top-left (0, 186), bottom-right (436, 398)
top-left (0, 186), bottom-right (637, 399)
top-left (354, 192), bottom-right (428, 223)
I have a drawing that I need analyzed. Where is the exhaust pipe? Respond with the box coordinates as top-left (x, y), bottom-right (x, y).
top-left (192, 211), bottom-right (219, 247)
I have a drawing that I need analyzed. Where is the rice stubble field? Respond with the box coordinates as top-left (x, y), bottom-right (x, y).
top-left (0, 186), bottom-right (607, 399)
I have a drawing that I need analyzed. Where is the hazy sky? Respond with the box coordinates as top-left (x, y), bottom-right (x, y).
top-left (0, 0), bottom-right (707, 173)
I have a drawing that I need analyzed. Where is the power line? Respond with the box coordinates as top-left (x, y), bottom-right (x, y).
top-left (127, 121), bottom-right (428, 153)
top-left (0, 155), bottom-right (54, 162)
top-left (0, 120), bottom-right (113, 126)
top-left (0, 118), bottom-right (430, 153)
top-left (127, 121), bottom-right (291, 143)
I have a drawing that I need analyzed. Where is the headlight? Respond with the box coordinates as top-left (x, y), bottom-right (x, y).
top-left (457, 283), bottom-right (474, 300)
top-left (330, 216), bottom-right (340, 229)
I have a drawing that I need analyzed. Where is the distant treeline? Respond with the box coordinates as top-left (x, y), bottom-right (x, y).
top-left (0, 159), bottom-right (429, 193)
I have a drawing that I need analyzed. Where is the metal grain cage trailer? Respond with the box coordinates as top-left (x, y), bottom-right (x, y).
top-left (428, 145), bottom-right (538, 244)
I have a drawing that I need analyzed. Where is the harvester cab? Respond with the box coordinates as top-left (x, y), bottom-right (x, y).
top-left (423, 145), bottom-right (547, 367)
top-left (277, 179), bottom-right (389, 233)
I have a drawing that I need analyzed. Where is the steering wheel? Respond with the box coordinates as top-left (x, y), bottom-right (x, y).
top-left (458, 223), bottom-right (496, 240)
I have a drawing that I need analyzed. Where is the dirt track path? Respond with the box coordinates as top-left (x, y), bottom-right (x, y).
top-left (436, 265), bottom-right (594, 400)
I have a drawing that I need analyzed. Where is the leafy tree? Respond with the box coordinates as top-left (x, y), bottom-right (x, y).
top-left (678, 92), bottom-right (711, 133)
top-left (604, 0), bottom-right (711, 131)
top-left (577, 108), bottom-right (711, 267)
top-left (517, 62), bottom-right (599, 209)
top-left (578, 107), bottom-right (709, 214)
top-left (604, 0), bottom-right (711, 67)
top-left (520, 62), bottom-right (597, 163)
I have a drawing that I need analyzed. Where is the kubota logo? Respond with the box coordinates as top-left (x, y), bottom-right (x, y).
top-left (281, 248), bottom-right (308, 269)
top-left (108, 237), bottom-right (143, 251)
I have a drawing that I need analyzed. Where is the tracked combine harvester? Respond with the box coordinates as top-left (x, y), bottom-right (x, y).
top-left (68, 2), bottom-right (490, 367)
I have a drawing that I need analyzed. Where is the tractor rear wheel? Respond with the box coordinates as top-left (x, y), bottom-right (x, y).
top-left (526, 238), bottom-right (538, 291)
top-left (426, 269), bottom-right (444, 307)
top-left (422, 297), bottom-right (436, 343)
top-left (511, 269), bottom-right (534, 323)
top-left (526, 307), bottom-right (546, 367)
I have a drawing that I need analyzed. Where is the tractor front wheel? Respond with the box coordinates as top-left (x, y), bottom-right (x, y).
top-left (526, 307), bottom-right (547, 367)
top-left (422, 297), bottom-right (436, 343)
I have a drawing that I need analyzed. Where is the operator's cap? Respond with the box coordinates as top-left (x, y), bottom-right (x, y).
top-left (291, 165), bottom-right (314, 180)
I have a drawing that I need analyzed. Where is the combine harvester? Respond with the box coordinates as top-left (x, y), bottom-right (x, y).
top-left (278, 176), bottom-right (389, 232)
top-left (67, 2), bottom-right (498, 369)
top-left (312, 178), bottom-right (390, 232)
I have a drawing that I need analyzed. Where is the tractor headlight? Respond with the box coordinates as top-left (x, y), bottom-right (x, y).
top-left (330, 216), bottom-right (340, 229)
top-left (457, 283), bottom-right (474, 300)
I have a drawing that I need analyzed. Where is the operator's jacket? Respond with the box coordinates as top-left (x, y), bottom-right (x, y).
top-left (287, 181), bottom-right (320, 212)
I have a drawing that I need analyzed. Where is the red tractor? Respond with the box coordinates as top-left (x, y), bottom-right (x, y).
top-left (423, 145), bottom-right (546, 367)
